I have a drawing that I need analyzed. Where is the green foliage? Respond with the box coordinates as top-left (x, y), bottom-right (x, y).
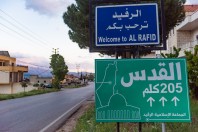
top-left (87, 73), bottom-right (94, 81)
top-left (185, 45), bottom-right (198, 99)
top-left (63, 0), bottom-right (185, 55)
top-left (75, 99), bottom-right (198, 132)
top-left (50, 54), bottom-right (68, 89)
top-left (0, 89), bottom-right (60, 101)
top-left (80, 72), bottom-right (83, 80)
top-left (74, 103), bottom-right (116, 132)
top-left (161, 46), bottom-right (181, 58)
top-left (33, 83), bottom-right (39, 87)
top-left (52, 78), bottom-right (60, 89)
top-left (163, 0), bottom-right (185, 38)
top-left (63, 84), bottom-right (87, 88)
top-left (39, 83), bottom-right (44, 87)
top-left (20, 81), bottom-right (28, 92)
top-left (63, 0), bottom-right (89, 49)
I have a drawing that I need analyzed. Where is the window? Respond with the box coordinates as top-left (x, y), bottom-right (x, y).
top-left (0, 62), bottom-right (5, 66)
top-left (44, 80), bottom-right (46, 83)
top-left (38, 81), bottom-right (40, 83)
top-left (10, 72), bottom-right (12, 82)
top-left (173, 28), bottom-right (174, 35)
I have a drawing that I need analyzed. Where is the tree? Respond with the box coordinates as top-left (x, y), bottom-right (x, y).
top-left (87, 73), bottom-right (94, 81)
top-left (161, 46), bottom-right (181, 58)
top-left (63, 0), bottom-right (89, 49)
top-left (63, 0), bottom-right (185, 55)
top-left (80, 72), bottom-right (83, 80)
top-left (50, 54), bottom-right (68, 89)
top-left (185, 45), bottom-right (198, 99)
top-left (21, 81), bottom-right (28, 92)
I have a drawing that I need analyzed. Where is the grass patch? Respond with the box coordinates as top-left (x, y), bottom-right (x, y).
top-left (63, 84), bottom-right (88, 88)
top-left (74, 99), bottom-right (198, 132)
top-left (0, 88), bottom-right (60, 101)
top-left (74, 103), bottom-right (116, 132)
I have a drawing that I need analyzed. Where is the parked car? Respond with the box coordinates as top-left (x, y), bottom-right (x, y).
top-left (43, 84), bottom-right (52, 88)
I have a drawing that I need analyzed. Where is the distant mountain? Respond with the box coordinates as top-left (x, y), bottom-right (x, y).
top-left (24, 67), bottom-right (91, 78)
top-left (68, 72), bottom-right (89, 77)
top-left (24, 66), bottom-right (52, 78)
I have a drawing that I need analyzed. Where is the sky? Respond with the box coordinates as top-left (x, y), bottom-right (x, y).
top-left (185, 0), bottom-right (198, 5)
top-left (0, 0), bottom-right (197, 74)
top-left (0, 0), bottom-right (103, 73)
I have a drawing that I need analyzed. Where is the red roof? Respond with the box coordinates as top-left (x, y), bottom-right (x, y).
top-left (184, 5), bottom-right (198, 12)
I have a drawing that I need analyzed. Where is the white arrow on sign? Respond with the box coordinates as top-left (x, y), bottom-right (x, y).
top-left (147, 97), bottom-right (155, 107)
top-left (159, 97), bottom-right (167, 107)
top-left (171, 96), bottom-right (180, 106)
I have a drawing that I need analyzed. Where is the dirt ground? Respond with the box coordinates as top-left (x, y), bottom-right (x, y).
top-left (56, 100), bottom-right (94, 132)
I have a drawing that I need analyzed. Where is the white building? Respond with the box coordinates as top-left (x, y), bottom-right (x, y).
top-left (29, 75), bottom-right (52, 85)
top-left (163, 5), bottom-right (198, 57)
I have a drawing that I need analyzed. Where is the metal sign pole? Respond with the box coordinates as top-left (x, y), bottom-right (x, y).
top-left (117, 122), bottom-right (120, 132)
top-left (115, 50), bottom-right (120, 132)
top-left (136, 46), bottom-right (142, 132)
top-left (162, 123), bottom-right (166, 132)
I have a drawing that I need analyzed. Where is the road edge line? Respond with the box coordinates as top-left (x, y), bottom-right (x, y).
top-left (39, 97), bottom-right (88, 132)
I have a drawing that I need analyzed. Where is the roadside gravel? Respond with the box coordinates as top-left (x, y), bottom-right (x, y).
top-left (56, 100), bottom-right (94, 132)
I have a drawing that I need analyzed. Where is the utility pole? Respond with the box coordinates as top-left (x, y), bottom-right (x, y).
top-left (52, 48), bottom-right (59, 54)
top-left (76, 64), bottom-right (80, 77)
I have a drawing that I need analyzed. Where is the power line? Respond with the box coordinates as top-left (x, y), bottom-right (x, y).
top-left (0, 26), bottom-right (35, 48)
top-left (0, 15), bottom-right (52, 49)
top-left (0, 22), bottom-right (43, 47)
top-left (16, 60), bottom-right (50, 69)
top-left (37, 69), bottom-right (51, 76)
top-left (0, 27), bottom-right (13, 36)
top-left (0, 9), bottom-right (55, 49)
top-left (0, 9), bottom-right (55, 45)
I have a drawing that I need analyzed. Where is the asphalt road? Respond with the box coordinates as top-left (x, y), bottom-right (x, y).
top-left (0, 82), bottom-right (94, 132)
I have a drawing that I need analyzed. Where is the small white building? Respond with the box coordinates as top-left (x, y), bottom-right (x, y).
top-left (29, 75), bottom-right (52, 85)
top-left (162, 5), bottom-right (198, 57)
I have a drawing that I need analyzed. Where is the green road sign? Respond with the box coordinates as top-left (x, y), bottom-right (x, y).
top-left (95, 58), bottom-right (191, 122)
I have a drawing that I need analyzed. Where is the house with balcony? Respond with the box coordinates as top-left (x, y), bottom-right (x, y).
top-left (163, 5), bottom-right (198, 57)
top-left (0, 51), bottom-right (29, 94)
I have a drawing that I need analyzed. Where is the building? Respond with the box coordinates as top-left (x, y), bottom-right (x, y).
top-left (61, 74), bottom-right (80, 85)
top-left (163, 5), bottom-right (198, 57)
top-left (29, 75), bottom-right (52, 85)
top-left (0, 51), bottom-right (29, 94)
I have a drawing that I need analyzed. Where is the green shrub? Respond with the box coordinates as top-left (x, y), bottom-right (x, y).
top-left (33, 83), bottom-right (39, 87)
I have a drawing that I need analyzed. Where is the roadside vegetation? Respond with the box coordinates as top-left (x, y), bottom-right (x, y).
top-left (50, 53), bottom-right (68, 89)
top-left (74, 99), bottom-right (198, 132)
top-left (0, 88), bottom-right (60, 101)
top-left (63, 83), bottom-right (88, 88)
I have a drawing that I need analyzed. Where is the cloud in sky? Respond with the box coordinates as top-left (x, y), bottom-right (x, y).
top-left (12, 52), bottom-right (94, 73)
top-left (185, 0), bottom-right (198, 4)
top-left (25, 0), bottom-right (74, 16)
top-left (11, 52), bottom-right (32, 59)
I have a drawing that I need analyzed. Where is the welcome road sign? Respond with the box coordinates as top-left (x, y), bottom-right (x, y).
top-left (95, 59), bottom-right (191, 122)
top-left (95, 3), bottom-right (160, 46)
